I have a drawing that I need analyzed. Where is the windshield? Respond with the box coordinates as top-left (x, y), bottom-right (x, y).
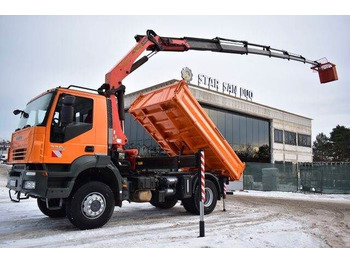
top-left (17, 92), bottom-right (54, 130)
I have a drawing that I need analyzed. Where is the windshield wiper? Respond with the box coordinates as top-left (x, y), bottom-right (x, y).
top-left (15, 125), bottom-right (31, 132)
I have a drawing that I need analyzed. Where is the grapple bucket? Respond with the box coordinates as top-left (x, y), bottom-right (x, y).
top-left (312, 62), bottom-right (338, 84)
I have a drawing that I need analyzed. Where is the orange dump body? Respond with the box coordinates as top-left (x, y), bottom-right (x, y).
top-left (128, 80), bottom-right (245, 181)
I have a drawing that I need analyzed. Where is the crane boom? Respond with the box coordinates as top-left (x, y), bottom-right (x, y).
top-left (104, 29), bottom-right (336, 92)
top-left (184, 37), bottom-right (319, 66)
top-left (101, 29), bottom-right (337, 150)
top-left (138, 34), bottom-right (320, 66)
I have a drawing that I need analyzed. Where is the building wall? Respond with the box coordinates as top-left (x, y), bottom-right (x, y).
top-left (272, 118), bottom-right (312, 163)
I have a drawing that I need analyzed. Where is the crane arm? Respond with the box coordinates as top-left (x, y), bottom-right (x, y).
top-left (103, 29), bottom-right (335, 92)
top-left (103, 30), bottom-right (190, 92)
top-left (183, 36), bottom-right (319, 66)
top-left (102, 30), bottom-right (337, 150)
top-left (138, 34), bottom-right (320, 66)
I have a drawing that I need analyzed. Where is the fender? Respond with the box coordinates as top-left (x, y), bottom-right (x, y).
top-left (46, 155), bottom-right (123, 201)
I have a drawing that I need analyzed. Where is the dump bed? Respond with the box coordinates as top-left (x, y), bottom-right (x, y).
top-left (128, 80), bottom-right (245, 181)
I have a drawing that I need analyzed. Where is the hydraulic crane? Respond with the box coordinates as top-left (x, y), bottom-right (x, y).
top-left (99, 30), bottom-right (338, 150)
top-left (6, 30), bottom-right (337, 230)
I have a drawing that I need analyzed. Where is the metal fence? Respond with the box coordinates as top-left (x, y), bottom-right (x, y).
top-left (243, 163), bottom-right (298, 192)
top-left (299, 163), bottom-right (350, 194)
top-left (243, 162), bottom-right (350, 194)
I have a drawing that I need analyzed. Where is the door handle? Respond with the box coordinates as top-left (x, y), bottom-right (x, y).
top-left (85, 146), bottom-right (94, 152)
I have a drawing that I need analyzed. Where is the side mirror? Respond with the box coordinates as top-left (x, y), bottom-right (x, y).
top-left (60, 95), bottom-right (76, 126)
top-left (13, 109), bottom-right (21, 115)
top-left (13, 109), bottom-right (29, 118)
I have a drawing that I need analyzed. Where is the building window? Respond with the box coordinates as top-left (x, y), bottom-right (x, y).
top-left (124, 112), bottom-right (164, 157)
top-left (285, 131), bottom-right (296, 145)
top-left (298, 133), bottom-right (311, 147)
top-left (202, 105), bottom-right (270, 163)
top-left (274, 129), bottom-right (283, 143)
top-left (124, 104), bottom-right (271, 162)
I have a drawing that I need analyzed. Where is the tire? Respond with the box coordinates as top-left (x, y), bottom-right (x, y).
top-left (182, 180), bottom-right (218, 215)
top-left (37, 198), bottom-right (66, 218)
top-left (150, 195), bottom-right (178, 209)
top-left (66, 181), bottom-right (115, 230)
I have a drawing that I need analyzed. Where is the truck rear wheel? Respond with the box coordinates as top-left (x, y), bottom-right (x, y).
top-left (66, 181), bottom-right (115, 230)
top-left (37, 198), bottom-right (66, 218)
top-left (182, 180), bottom-right (217, 215)
top-left (150, 195), bottom-right (178, 209)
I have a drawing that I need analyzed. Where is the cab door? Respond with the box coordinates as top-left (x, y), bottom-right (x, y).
top-left (45, 92), bottom-right (96, 164)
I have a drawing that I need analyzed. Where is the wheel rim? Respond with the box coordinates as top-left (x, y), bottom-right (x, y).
top-left (204, 187), bottom-right (214, 207)
top-left (81, 192), bottom-right (106, 219)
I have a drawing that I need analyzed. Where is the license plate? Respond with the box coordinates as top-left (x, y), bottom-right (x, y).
top-left (9, 179), bottom-right (17, 187)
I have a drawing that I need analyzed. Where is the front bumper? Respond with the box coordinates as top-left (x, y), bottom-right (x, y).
top-left (7, 164), bottom-right (48, 199)
top-left (6, 164), bottom-right (73, 200)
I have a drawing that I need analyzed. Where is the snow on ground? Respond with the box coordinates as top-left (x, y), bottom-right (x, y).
top-left (0, 164), bottom-right (349, 249)
top-left (233, 189), bottom-right (350, 203)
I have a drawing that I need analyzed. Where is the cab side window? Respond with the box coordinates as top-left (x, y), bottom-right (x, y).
top-left (50, 94), bottom-right (93, 143)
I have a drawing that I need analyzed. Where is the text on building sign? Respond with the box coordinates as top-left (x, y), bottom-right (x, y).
top-left (198, 74), bottom-right (253, 100)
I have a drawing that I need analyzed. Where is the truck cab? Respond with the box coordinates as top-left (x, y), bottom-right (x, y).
top-left (7, 87), bottom-right (110, 200)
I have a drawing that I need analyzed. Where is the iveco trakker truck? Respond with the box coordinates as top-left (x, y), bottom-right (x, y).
top-left (6, 30), bottom-right (337, 229)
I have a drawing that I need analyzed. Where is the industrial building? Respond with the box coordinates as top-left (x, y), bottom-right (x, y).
top-left (124, 79), bottom-right (312, 165)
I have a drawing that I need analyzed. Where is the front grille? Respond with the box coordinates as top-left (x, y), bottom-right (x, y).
top-left (12, 148), bottom-right (27, 160)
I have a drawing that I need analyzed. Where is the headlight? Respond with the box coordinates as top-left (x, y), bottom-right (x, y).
top-left (9, 179), bottom-right (17, 187)
top-left (26, 171), bottom-right (36, 176)
top-left (23, 181), bottom-right (36, 190)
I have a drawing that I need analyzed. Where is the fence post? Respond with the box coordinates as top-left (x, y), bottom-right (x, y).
top-left (297, 163), bottom-right (301, 192)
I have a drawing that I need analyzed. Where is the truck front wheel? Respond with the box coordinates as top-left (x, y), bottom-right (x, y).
top-left (66, 181), bottom-right (115, 230)
top-left (182, 180), bottom-right (218, 215)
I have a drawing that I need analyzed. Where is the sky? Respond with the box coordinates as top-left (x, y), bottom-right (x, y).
top-left (0, 15), bottom-right (349, 142)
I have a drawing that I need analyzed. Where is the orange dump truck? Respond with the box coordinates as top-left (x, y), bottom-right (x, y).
top-left (6, 82), bottom-right (235, 230)
top-left (6, 30), bottom-right (337, 230)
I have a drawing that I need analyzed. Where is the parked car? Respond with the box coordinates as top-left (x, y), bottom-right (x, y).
top-left (1, 154), bottom-right (8, 164)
